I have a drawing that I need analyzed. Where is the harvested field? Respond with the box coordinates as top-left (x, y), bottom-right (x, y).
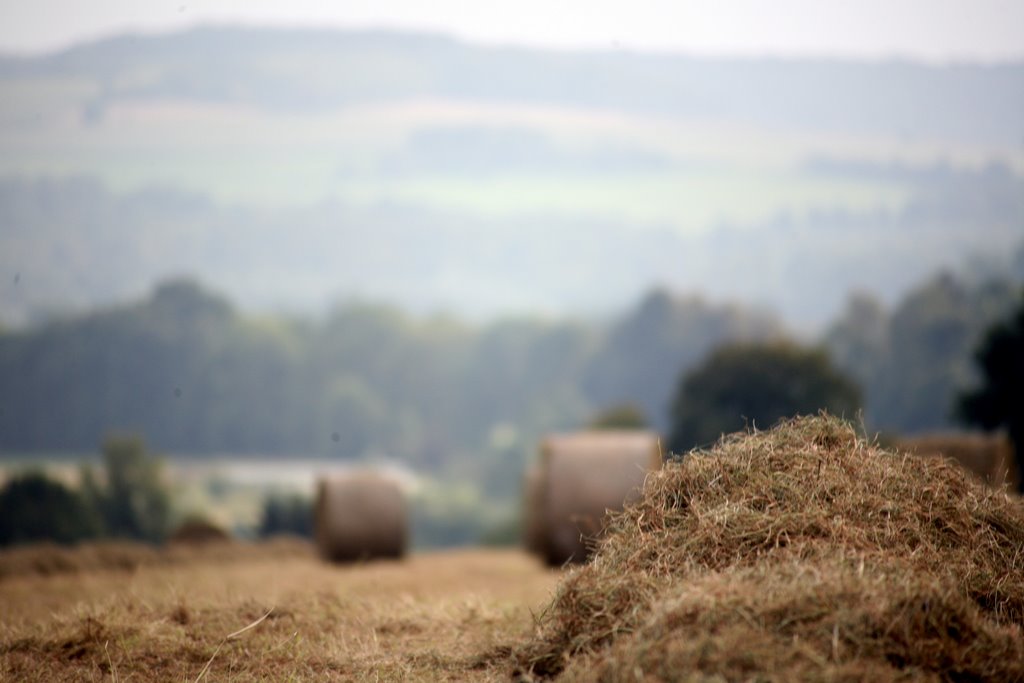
top-left (0, 536), bottom-right (312, 581)
top-left (5, 416), bottom-right (1023, 681)
top-left (0, 544), bottom-right (559, 681)
top-left (515, 415), bottom-right (1024, 681)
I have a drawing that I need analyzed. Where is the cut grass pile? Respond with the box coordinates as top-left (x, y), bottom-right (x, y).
top-left (515, 415), bottom-right (1024, 681)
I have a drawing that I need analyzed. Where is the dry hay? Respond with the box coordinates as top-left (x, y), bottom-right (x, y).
top-left (514, 415), bottom-right (1024, 681)
top-left (0, 548), bottom-right (557, 682)
top-left (535, 430), bottom-right (662, 566)
top-left (896, 431), bottom-right (1020, 491)
top-left (314, 470), bottom-right (408, 563)
top-left (168, 518), bottom-right (231, 544)
top-left (0, 537), bottom-right (312, 581)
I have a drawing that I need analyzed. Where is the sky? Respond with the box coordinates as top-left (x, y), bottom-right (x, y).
top-left (0, 0), bottom-right (1022, 62)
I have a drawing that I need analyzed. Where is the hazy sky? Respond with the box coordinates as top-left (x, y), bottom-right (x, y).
top-left (0, 0), bottom-right (1022, 62)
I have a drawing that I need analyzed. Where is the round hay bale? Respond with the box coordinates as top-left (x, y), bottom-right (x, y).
top-left (897, 432), bottom-right (1019, 490)
top-left (539, 430), bottom-right (662, 565)
top-left (314, 470), bottom-right (408, 563)
top-left (522, 463), bottom-right (546, 555)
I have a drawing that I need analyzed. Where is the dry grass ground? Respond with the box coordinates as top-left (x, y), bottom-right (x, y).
top-left (0, 543), bottom-right (560, 681)
top-left (6, 417), bottom-right (1024, 682)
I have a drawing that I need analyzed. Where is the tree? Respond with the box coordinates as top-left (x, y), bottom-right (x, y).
top-left (258, 494), bottom-right (313, 538)
top-left (823, 292), bottom-right (887, 387)
top-left (825, 274), bottom-right (1018, 433)
top-left (958, 290), bottom-right (1024, 492)
top-left (669, 341), bottom-right (862, 454)
top-left (85, 435), bottom-right (172, 542)
top-left (582, 289), bottom-right (781, 433)
top-left (588, 403), bottom-right (649, 430)
top-left (0, 472), bottom-right (102, 546)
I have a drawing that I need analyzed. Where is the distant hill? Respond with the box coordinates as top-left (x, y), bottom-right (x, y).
top-left (2, 166), bottom-right (1021, 329)
top-left (1, 26), bottom-right (1022, 144)
top-left (1, 27), bottom-right (1022, 328)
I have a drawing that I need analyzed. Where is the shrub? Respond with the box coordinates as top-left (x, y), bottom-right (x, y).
top-left (668, 341), bottom-right (861, 453)
top-left (0, 472), bottom-right (102, 546)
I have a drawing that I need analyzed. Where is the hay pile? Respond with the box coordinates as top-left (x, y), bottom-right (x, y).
top-left (168, 518), bottom-right (231, 544)
top-left (515, 415), bottom-right (1024, 681)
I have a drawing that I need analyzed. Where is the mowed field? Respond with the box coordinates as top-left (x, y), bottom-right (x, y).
top-left (0, 542), bottom-right (560, 681)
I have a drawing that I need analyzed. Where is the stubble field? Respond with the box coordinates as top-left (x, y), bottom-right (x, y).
top-left (6, 417), bottom-right (1024, 681)
top-left (0, 542), bottom-right (559, 681)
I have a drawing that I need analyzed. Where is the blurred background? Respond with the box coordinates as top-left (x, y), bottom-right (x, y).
top-left (0, 0), bottom-right (1021, 549)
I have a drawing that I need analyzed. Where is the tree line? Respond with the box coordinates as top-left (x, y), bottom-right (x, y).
top-left (0, 436), bottom-right (169, 546)
top-left (0, 271), bottom-right (1019, 501)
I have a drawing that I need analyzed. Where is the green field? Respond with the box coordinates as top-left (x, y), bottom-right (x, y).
top-left (334, 171), bottom-right (911, 230)
top-left (0, 92), bottom-right (981, 232)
